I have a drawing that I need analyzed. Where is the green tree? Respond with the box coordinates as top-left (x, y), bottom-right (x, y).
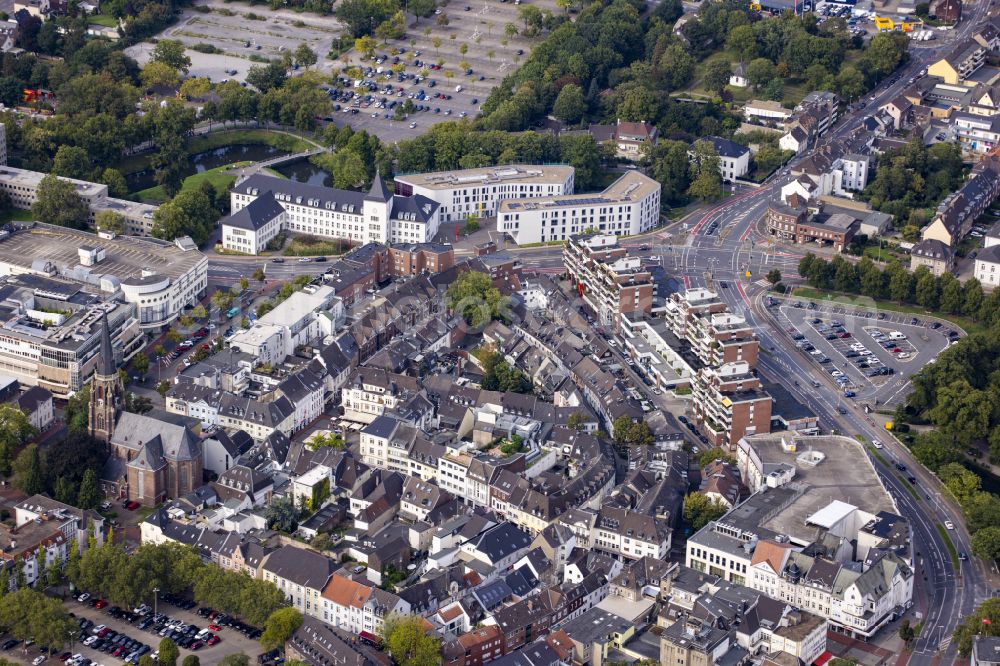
top-left (683, 492), bottom-right (727, 531)
top-left (382, 614), bottom-right (441, 666)
top-left (159, 638), bottom-right (180, 666)
top-left (698, 448), bottom-right (737, 468)
top-left (0, 406), bottom-right (38, 477)
top-left (52, 145), bottom-right (92, 180)
top-left (132, 353), bottom-right (150, 378)
top-left (899, 619), bottom-right (915, 646)
top-left (294, 43), bottom-right (317, 69)
top-left (616, 86), bottom-right (658, 123)
top-left (726, 24), bottom-right (758, 60)
top-left (77, 469), bottom-right (101, 509)
top-left (218, 656), bottom-right (251, 666)
top-left (746, 57), bottom-right (776, 88)
top-left (766, 269), bottom-right (782, 285)
top-left (702, 59), bottom-right (732, 95)
top-left (447, 271), bottom-right (506, 329)
top-left (260, 607), bottom-right (303, 651)
top-left (645, 140), bottom-right (693, 205)
top-left (972, 526), bottom-right (1000, 562)
top-left (247, 60), bottom-right (288, 93)
top-left (32, 174), bottom-right (90, 229)
top-left (954, 598), bottom-right (1000, 656)
top-left (612, 416), bottom-right (653, 447)
top-left (182, 657), bottom-right (200, 666)
top-left (265, 496), bottom-right (299, 532)
top-left (151, 40), bottom-right (191, 72)
top-left (12, 445), bottom-right (44, 496)
top-left (687, 140), bottom-right (722, 201)
top-left (152, 189), bottom-right (216, 246)
top-left (95, 210), bottom-right (126, 235)
top-left (141, 61), bottom-right (181, 89)
top-left (179, 77), bottom-right (212, 100)
top-left (552, 83), bottom-right (586, 124)
top-left (566, 412), bottom-right (586, 431)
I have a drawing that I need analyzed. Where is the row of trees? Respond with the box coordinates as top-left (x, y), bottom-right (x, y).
top-left (798, 254), bottom-right (1000, 325)
top-left (69, 540), bottom-right (289, 627)
top-left (861, 139), bottom-right (966, 227)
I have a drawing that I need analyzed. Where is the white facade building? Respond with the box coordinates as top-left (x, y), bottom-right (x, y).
top-left (222, 174), bottom-right (441, 254)
top-left (496, 171), bottom-right (661, 245)
top-left (228, 286), bottom-right (343, 365)
top-left (394, 165), bottom-right (575, 223)
top-left (975, 245), bottom-right (1000, 286)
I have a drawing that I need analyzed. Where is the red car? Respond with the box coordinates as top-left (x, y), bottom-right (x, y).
top-left (208, 624), bottom-right (221, 632)
top-left (125, 501), bottom-right (140, 511)
top-left (190, 642), bottom-right (203, 651)
top-left (207, 636), bottom-right (220, 646)
top-left (94, 599), bottom-right (107, 609)
top-left (839, 332), bottom-right (851, 338)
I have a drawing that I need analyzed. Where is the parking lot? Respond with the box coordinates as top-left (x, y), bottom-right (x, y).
top-left (126, 0), bottom-right (342, 83)
top-left (23, 595), bottom-right (267, 666)
top-left (771, 297), bottom-right (955, 407)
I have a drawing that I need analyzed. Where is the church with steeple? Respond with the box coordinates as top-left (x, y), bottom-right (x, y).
top-left (89, 315), bottom-right (123, 443)
top-left (220, 172), bottom-right (442, 255)
top-left (91, 315), bottom-right (204, 505)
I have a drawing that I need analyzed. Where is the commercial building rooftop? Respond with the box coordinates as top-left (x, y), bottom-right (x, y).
top-left (739, 434), bottom-right (895, 544)
top-left (0, 223), bottom-right (205, 285)
top-left (394, 165), bottom-right (575, 190)
top-left (498, 171), bottom-right (659, 213)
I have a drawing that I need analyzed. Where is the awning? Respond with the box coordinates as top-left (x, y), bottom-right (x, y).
top-left (813, 651), bottom-right (834, 666)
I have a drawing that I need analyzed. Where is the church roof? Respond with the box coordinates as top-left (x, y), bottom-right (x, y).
top-left (111, 411), bottom-right (201, 462)
top-left (98, 314), bottom-right (115, 377)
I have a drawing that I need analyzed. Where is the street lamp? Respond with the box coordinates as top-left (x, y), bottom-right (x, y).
top-left (153, 587), bottom-right (159, 617)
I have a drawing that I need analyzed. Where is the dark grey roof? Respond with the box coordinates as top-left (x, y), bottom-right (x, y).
top-left (473, 579), bottom-right (513, 610)
top-left (263, 545), bottom-right (336, 589)
top-left (362, 414), bottom-right (399, 439)
top-left (223, 191), bottom-right (285, 231)
top-left (912, 238), bottom-right (953, 260)
top-left (16, 386), bottom-right (51, 415)
top-left (98, 314), bottom-right (115, 377)
top-left (470, 522), bottom-right (532, 562)
top-left (390, 194), bottom-right (440, 224)
top-left (366, 173), bottom-right (391, 202)
top-left (702, 136), bottom-right (750, 159)
top-left (977, 243), bottom-right (1000, 265)
top-left (235, 174), bottom-right (366, 213)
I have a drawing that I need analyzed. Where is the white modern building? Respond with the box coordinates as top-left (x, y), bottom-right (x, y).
top-left (0, 223), bottom-right (207, 333)
top-left (496, 171), bottom-right (661, 245)
top-left (228, 285), bottom-right (343, 365)
top-left (393, 165), bottom-right (575, 223)
top-left (222, 174), bottom-right (441, 254)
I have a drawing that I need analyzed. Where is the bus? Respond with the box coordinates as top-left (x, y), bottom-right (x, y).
top-left (226, 306), bottom-right (240, 319)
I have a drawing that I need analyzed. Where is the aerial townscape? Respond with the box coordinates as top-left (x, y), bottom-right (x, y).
top-left (3, 0), bottom-right (1000, 664)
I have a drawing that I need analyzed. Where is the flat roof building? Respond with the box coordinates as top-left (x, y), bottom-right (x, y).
top-left (498, 171), bottom-right (661, 245)
top-left (0, 223), bottom-right (207, 331)
top-left (394, 165), bottom-right (575, 224)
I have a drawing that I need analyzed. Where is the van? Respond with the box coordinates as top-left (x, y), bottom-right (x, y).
top-left (888, 331), bottom-right (906, 340)
top-left (455, 85), bottom-right (463, 92)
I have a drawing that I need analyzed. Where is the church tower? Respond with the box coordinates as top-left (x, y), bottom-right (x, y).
top-left (363, 172), bottom-right (393, 244)
top-left (89, 314), bottom-right (123, 443)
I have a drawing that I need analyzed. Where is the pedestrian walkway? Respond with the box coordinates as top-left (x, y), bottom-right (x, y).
top-left (826, 631), bottom-right (898, 665)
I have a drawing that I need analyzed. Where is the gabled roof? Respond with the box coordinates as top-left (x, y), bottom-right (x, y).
top-left (750, 540), bottom-right (794, 574)
top-left (365, 173), bottom-right (391, 202)
top-left (223, 191), bottom-right (285, 231)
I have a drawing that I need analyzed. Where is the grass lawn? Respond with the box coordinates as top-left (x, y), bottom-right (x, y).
top-left (0, 209), bottom-right (35, 223)
top-left (116, 129), bottom-right (318, 176)
top-left (88, 14), bottom-right (119, 27)
top-left (135, 161), bottom-right (252, 203)
top-left (283, 234), bottom-right (350, 257)
top-left (791, 286), bottom-right (986, 335)
top-left (935, 522), bottom-right (961, 569)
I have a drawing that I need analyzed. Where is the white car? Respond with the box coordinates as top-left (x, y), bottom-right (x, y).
top-left (91, 624), bottom-right (106, 635)
top-left (33, 656), bottom-right (45, 665)
top-left (84, 636), bottom-right (98, 647)
top-left (409, 122), bottom-right (417, 128)
top-left (871, 440), bottom-right (883, 449)
top-left (945, 520), bottom-right (955, 529)
top-left (77, 593), bottom-right (90, 602)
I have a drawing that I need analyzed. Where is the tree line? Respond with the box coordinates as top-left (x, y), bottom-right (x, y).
top-left (69, 539), bottom-right (289, 628)
top-left (797, 253), bottom-right (1000, 324)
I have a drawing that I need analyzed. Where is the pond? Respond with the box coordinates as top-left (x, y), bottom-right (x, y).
top-left (125, 144), bottom-right (290, 192)
top-left (274, 158), bottom-right (331, 187)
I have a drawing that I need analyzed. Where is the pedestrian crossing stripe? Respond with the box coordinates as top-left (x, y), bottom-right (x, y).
top-left (754, 280), bottom-right (770, 287)
top-left (939, 636), bottom-right (952, 650)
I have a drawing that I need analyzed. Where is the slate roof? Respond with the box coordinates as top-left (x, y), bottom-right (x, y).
top-left (702, 136), bottom-right (750, 159)
top-left (223, 191), bottom-right (285, 231)
top-left (111, 411), bottom-right (200, 462)
top-left (469, 522), bottom-right (532, 562)
top-left (263, 545), bottom-right (336, 589)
